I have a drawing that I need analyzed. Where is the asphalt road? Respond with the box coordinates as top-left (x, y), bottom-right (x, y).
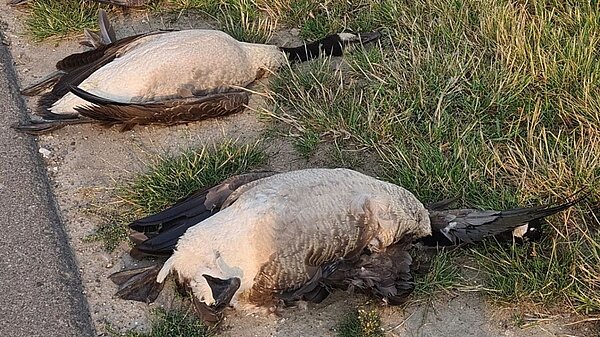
top-left (0, 34), bottom-right (95, 336)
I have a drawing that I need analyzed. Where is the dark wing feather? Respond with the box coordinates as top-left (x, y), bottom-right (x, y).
top-left (324, 243), bottom-right (414, 305)
top-left (36, 32), bottom-right (158, 116)
top-left (71, 87), bottom-right (250, 127)
top-left (425, 192), bottom-right (588, 245)
top-left (129, 171), bottom-right (277, 258)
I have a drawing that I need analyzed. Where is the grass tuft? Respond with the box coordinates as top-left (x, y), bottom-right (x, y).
top-left (118, 140), bottom-right (266, 216)
top-left (413, 249), bottom-right (462, 298)
top-left (86, 140), bottom-right (265, 250)
top-left (337, 307), bottom-right (384, 337)
top-left (166, 0), bottom-right (276, 43)
top-left (26, 0), bottom-right (102, 41)
top-left (117, 308), bottom-right (212, 337)
top-left (472, 212), bottom-right (600, 313)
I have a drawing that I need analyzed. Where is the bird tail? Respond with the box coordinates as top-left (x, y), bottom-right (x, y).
top-left (109, 263), bottom-right (165, 303)
top-left (425, 191), bottom-right (588, 246)
top-left (13, 118), bottom-right (94, 135)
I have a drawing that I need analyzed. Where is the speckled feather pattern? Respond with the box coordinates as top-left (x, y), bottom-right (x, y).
top-left (51, 30), bottom-right (285, 114)
top-left (158, 168), bottom-right (431, 306)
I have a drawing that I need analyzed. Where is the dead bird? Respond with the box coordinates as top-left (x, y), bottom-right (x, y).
top-left (110, 168), bottom-right (586, 323)
top-left (15, 10), bottom-right (380, 134)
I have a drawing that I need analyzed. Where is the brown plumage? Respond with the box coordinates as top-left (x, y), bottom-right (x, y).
top-left (15, 90), bottom-right (249, 134)
top-left (110, 168), bottom-right (587, 323)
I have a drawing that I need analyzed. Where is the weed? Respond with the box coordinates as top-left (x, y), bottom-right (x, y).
top-left (117, 308), bottom-right (212, 337)
top-left (337, 307), bottom-right (384, 337)
top-left (413, 249), bottom-right (461, 298)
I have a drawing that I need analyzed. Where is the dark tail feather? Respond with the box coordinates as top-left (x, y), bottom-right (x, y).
top-left (13, 118), bottom-right (93, 135)
top-left (20, 70), bottom-right (66, 96)
top-left (98, 9), bottom-right (116, 44)
top-left (109, 264), bottom-right (165, 303)
top-left (424, 191), bottom-right (589, 246)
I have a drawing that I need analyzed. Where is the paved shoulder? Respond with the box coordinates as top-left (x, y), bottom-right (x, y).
top-left (0, 36), bottom-right (95, 336)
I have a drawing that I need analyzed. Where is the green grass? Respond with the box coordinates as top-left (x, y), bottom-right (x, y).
top-left (117, 309), bottom-right (212, 337)
top-left (86, 141), bottom-right (265, 249)
top-left (26, 0), bottom-right (102, 41)
top-left (413, 250), bottom-right (462, 298)
top-left (118, 140), bottom-right (265, 216)
top-left (165, 0), bottom-right (275, 43)
top-left (337, 307), bottom-right (384, 337)
top-left (472, 213), bottom-right (600, 314)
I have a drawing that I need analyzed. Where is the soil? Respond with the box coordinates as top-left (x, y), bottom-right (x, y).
top-left (0, 4), bottom-right (597, 337)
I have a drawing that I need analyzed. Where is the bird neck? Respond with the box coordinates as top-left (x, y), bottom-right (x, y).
top-left (241, 42), bottom-right (288, 73)
top-left (280, 34), bottom-right (344, 62)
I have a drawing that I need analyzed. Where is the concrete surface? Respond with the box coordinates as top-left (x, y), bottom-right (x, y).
top-left (0, 31), bottom-right (95, 337)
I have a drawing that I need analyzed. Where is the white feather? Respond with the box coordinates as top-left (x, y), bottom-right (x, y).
top-left (51, 30), bottom-right (286, 114)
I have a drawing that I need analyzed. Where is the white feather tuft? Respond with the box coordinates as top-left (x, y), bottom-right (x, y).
top-left (337, 33), bottom-right (359, 42)
top-left (157, 256), bottom-right (175, 283)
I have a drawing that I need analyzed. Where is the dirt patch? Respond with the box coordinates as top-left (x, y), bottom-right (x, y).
top-left (0, 5), bottom-right (596, 337)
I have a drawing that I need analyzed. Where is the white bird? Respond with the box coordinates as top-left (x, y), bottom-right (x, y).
top-left (110, 168), bottom-right (585, 322)
top-left (16, 10), bottom-right (380, 134)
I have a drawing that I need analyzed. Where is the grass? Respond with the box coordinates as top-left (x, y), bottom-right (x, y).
top-left (118, 140), bottom-right (265, 216)
top-left (266, 0), bottom-right (599, 315)
top-left (413, 250), bottom-right (462, 298)
top-left (25, 0), bottom-right (102, 41)
top-left (337, 307), bottom-right (384, 337)
top-left (116, 308), bottom-right (212, 337)
top-left (472, 212), bottom-right (600, 314)
top-left (86, 140), bottom-right (265, 250)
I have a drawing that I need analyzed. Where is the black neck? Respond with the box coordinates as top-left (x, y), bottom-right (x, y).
top-left (280, 35), bottom-right (344, 62)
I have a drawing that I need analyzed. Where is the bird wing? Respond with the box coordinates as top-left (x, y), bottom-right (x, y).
top-left (427, 192), bottom-right (587, 245)
top-left (129, 171), bottom-right (277, 258)
top-left (35, 32), bottom-right (163, 117)
top-left (68, 86), bottom-right (250, 129)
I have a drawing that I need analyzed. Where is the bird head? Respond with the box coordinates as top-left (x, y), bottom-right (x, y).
top-left (319, 31), bottom-right (382, 56)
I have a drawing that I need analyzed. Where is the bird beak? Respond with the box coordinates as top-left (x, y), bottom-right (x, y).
top-left (356, 31), bottom-right (382, 45)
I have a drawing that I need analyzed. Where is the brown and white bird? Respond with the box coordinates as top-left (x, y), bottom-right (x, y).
top-left (110, 168), bottom-right (585, 322)
top-left (15, 10), bottom-right (380, 134)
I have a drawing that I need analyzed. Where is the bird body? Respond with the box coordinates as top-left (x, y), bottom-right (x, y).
top-left (156, 168), bottom-right (430, 307)
top-left (111, 168), bottom-right (585, 322)
top-left (51, 30), bottom-right (285, 114)
top-left (15, 10), bottom-right (380, 134)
